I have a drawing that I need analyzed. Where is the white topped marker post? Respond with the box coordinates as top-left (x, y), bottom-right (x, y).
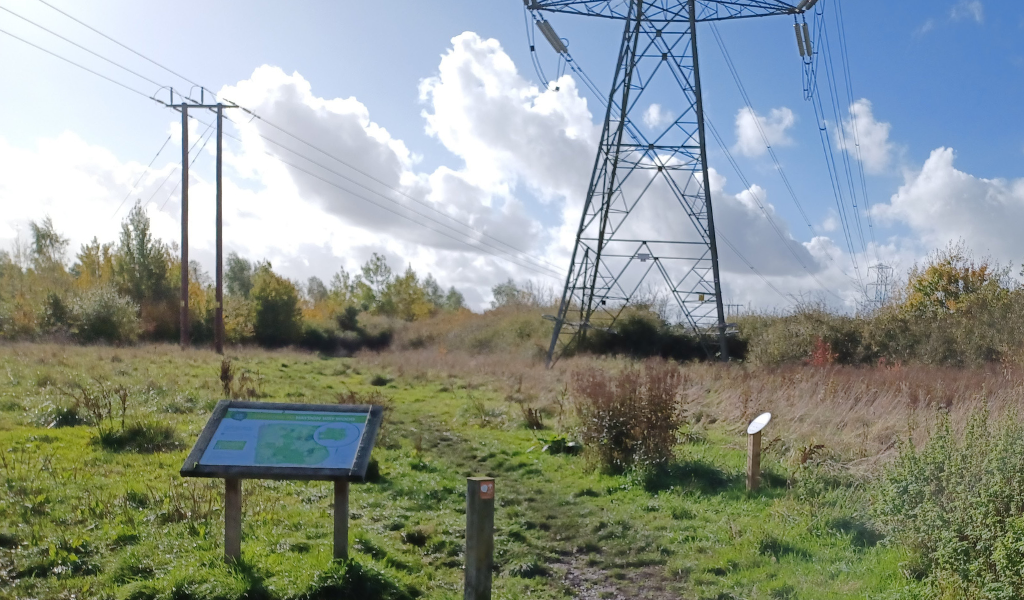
top-left (746, 412), bottom-right (772, 492)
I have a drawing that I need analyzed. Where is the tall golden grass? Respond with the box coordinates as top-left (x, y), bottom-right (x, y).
top-left (364, 348), bottom-right (1024, 468)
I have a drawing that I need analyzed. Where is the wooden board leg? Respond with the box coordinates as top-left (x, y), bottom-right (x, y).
top-left (225, 478), bottom-right (242, 562)
top-left (334, 479), bottom-right (349, 561)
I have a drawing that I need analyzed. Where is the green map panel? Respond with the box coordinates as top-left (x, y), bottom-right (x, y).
top-left (254, 424), bottom-right (330, 465)
top-left (214, 440), bottom-right (246, 451)
top-left (197, 408), bottom-right (369, 470)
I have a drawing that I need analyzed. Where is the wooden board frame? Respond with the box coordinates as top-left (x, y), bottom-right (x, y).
top-left (180, 401), bottom-right (383, 482)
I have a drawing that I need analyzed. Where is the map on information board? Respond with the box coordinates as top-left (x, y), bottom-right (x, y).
top-left (199, 408), bottom-right (368, 469)
top-left (181, 401), bottom-right (383, 481)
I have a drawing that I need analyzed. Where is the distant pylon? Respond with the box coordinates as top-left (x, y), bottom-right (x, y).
top-left (531, 0), bottom-right (816, 366)
top-left (867, 263), bottom-right (894, 308)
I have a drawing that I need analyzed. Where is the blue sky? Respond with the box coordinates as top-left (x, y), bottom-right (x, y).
top-left (1, 0), bottom-right (1022, 309)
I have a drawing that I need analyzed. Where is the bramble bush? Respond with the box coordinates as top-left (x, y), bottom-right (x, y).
top-left (875, 409), bottom-right (1024, 598)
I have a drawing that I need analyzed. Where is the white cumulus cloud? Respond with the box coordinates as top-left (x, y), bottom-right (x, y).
top-left (643, 103), bottom-right (670, 129)
top-left (732, 106), bottom-right (795, 158)
top-left (836, 99), bottom-right (894, 175)
top-left (2, 31), bottom-right (915, 313)
top-left (872, 147), bottom-right (1024, 263)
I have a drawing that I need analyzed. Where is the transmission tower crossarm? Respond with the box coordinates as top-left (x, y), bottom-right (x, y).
top-left (529, 1), bottom-right (802, 22)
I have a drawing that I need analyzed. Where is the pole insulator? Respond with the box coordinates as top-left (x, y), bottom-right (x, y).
top-left (801, 22), bottom-right (813, 56)
top-left (794, 23), bottom-right (806, 57)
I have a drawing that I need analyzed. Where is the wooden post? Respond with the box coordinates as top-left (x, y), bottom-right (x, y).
top-left (334, 479), bottom-right (349, 560)
top-left (214, 103), bottom-right (224, 355)
top-left (225, 478), bottom-right (242, 561)
top-left (465, 477), bottom-right (495, 600)
top-left (180, 103), bottom-right (190, 349)
top-left (746, 431), bottom-right (762, 492)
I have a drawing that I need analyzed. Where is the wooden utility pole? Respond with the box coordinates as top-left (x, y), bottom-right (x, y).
top-left (214, 104), bottom-right (224, 354)
top-left (180, 103), bottom-right (190, 349)
top-left (465, 477), bottom-right (495, 600)
top-left (170, 92), bottom-right (236, 352)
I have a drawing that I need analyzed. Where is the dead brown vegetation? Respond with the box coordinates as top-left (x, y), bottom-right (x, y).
top-left (364, 348), bottom-right (1024, 469)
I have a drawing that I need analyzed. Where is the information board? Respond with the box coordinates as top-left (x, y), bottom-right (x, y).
top-left (181, 401), bottom-right (383, 481)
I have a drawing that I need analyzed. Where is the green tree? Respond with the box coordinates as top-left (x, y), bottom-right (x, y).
top-left (250, 264), bottom-right (302, 347)
top-left (422, 274), bottom-right (444, 307)
top-left (306, 276), bottom-right (329, 304)
top-left (357, 253), bottom-right (393, 311)
top-left (225, 252), bottom-right (254, 298)
top-left (71, 237), bottom-right (115, 289)
top-left (444, 286), bottom-right (465, 311)
top-left (386, 267), bottom-right (434, 321)
top-left (903, 241), bottom-right (1008, 315)
top-left (491, 278), bottom-right (530, 308)
top-left (113, 202), bottom-right (172, 304)
top-left (328, 267), bottom-right (357, 307)
top-left (29, 217), bottom-right (69, 273)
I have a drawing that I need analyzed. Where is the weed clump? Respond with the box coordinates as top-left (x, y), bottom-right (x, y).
top-left (219, 359), bottom-right (264, 399)
top-left (97, 419), bottom-right (181, 453)
top-left (506, 560), bottom-right (548, 579)
top-left (876, 409), bottom-right (1024, 596)
top-left (571, 359), bottom-right (683, 473)
top-left (300, 560), bottom-right (415, 600)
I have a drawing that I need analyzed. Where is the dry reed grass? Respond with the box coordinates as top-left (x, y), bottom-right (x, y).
top-left (680, 363), bottom-right (1024, 465)
top-left (365, 348), bottom-right (1024, 471)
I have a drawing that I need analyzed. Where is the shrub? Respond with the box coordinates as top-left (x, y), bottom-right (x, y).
top-left (571, 359), bottom-right (683, 472)
top-left (70, 286), bottom-right (140, 344)
top-left (224, 295), bottom-right (255, 344)
top-left (250, 267), bottom-right (302, 347)
top-left (583, 312), bottom-right (703, 360)
top-left (875, 410), bottom-right (1024, 597)
top-left (737, 306), bottom-right (864, 366)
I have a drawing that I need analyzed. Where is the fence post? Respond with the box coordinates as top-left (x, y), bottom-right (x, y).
top-left (465, 477), bottom-right (495, 600)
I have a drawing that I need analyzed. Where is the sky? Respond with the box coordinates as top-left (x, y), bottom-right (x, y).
top-left (0, 0), bottom-right (1022, 312)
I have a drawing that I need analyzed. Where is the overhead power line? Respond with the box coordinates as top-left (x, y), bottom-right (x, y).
top-left (155, 121), bottom-right (216, 212)
top-left (213, 115), bottom-right (561, 279)
top-left (705, 118), bottom-right (844, 302)
top-left (7, 3), bottom-right (564, 280)
top-left (0, 5), bottom-right (166, 92)
top-left (33, 0), bottom-right (202, 90)
top-left (0, 26), bottom-right (157, 103)
top-left (246, 117), bottom-right (566, 275)
top-left (708, 23), bottom-right (815, 234)
top-left (112, 133), bottom-right (171, 218)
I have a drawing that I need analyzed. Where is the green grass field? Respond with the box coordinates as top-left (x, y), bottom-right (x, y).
top-left (0, 344), bottom-right (911, 599)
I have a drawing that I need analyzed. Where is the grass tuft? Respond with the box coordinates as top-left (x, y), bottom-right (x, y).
top-left (97, 419), bottom-right (182, 453)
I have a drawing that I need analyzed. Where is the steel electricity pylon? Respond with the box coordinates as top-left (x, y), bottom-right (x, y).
top-left (532, 0), bottom-right (817, 366)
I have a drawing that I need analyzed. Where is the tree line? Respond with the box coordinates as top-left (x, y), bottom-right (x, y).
top-left (0, 202), bottom-right (467, 348)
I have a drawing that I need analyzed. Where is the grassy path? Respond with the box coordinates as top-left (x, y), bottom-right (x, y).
top-left (0, 344), bottom-right (908, 599)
